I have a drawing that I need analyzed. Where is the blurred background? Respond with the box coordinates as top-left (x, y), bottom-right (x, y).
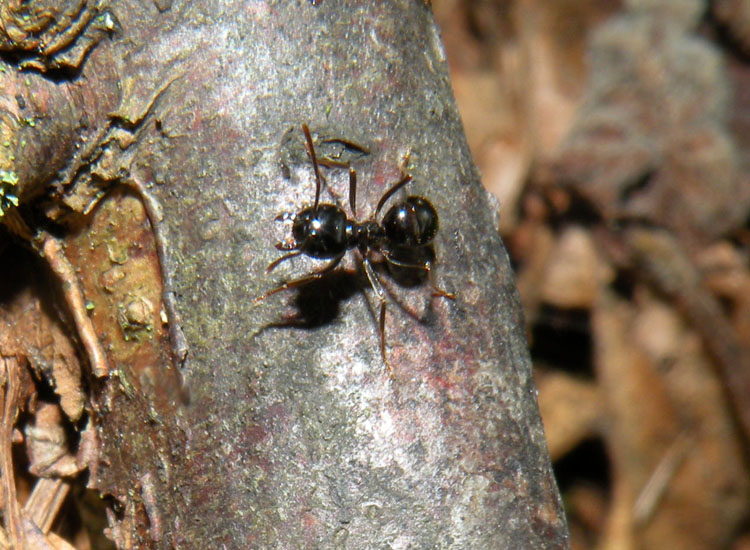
top-left (434, 0), bottom-right (750, 548)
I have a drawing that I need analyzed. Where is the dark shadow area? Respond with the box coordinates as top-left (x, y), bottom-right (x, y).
top-left (0, 240), bottom-right (29, 304)
top-left (383, 245), bottom-right (435, 289)
top-left (553, 437), bottom-right (611, 547)
top-left (611, 268), bottom-right (636, 301)
top-left (619, 169), bottom-right (656, 206)
top-left (52, 484), bottom-right (116, 550)
top-left (554, 188), bottom-right (604, 229)
top-left (262, 270), bottom-right (361, 330)
top-left (530, 304), bottom-right (594, 378)
top-left (703, 7), bottom-right (750, 64)
top-left (554, 437), bottom-right (611, 494)
top-left (258, 258), bottom-right (447, 346)
top-left (0, 50), bottom-right (86, 83)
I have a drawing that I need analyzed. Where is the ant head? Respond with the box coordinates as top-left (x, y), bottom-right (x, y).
top-left (382, 196), bottom-right (438, 248)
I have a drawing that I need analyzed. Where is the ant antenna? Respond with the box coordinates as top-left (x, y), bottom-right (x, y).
top-left (376, 174), bottom-right (412, 215)
top-left (302, 124), bottom-right (324, 212)
top-left (265, 250), bottom-right (303, 274)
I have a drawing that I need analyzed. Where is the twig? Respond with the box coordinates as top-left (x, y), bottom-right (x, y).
top-left (23, 478), bottom-right (71, 534)
top-left (37, 232), bottom-right (109, 378)
top-left (632, 431), bottom-right (690, 525)
top-left (0, 356), bottom-right (25, 550)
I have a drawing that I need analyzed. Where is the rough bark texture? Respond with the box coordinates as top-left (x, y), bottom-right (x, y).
top-left (3, 1), bottom-right (569, 548)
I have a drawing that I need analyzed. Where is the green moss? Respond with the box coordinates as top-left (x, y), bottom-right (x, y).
top-left (0, 169), bottom-right (19, 216)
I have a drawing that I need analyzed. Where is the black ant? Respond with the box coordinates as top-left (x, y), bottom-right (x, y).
top-left (254, 124), bottom-right (453, 375)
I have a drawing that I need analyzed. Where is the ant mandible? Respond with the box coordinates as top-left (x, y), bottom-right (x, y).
top-left (254, 124), bottom-right (454, 375)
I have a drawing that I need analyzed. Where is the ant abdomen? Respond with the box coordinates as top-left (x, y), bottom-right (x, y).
top-left (382, 196), bottom-right (439, 248)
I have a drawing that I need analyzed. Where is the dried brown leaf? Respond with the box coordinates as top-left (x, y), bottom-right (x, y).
top-left (536, 371), bottom-right (602, 460)
top-left (551, 5), bottom-right (750, 244)
top-left (539, 226), bottom-right (612, 310)
top-left (594, 289), bottom-right (748, 550)
top-left (24, 403), bottom-right (80, 478)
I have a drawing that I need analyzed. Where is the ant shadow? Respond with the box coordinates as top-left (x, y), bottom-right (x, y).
top-left (257, 254), bottom-right (440, 337)
top-left (379, 263), bottom-right (441, 325)
top-left (261, 270), bottom-right (360, 331)
top-left (383, 245), bottom-right (436, 289)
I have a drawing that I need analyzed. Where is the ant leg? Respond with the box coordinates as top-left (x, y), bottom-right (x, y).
top-left (430, 280), bottom-right (456, 300)
top-left (302, 124), bottom-right (325, 211)
top-left (399, 149), bottom-right (411, 171)
top-left (302, 128), bottom-right (349, 208)
top-left (315, 159), bottom-right (356, 216)
top-left (348, 167), bottom-right (357, 217)
top-left (382, 249), bottom-right (429, 271)
top-left (317, 158), bottom-right (349, 169)
top-left (421, 259), bottom-right (455, 300)
top-left (382, 251), bottom-right (455, 300)
top-left (266, 250), bottom-right (303, 273)
top-left (362, 257), bottom-right (391, 377)
top-left (254, 253), bottom-right (344, 305)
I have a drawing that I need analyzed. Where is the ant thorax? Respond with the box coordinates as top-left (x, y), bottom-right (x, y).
top-left (349, 220), bottom-right (385, 251)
